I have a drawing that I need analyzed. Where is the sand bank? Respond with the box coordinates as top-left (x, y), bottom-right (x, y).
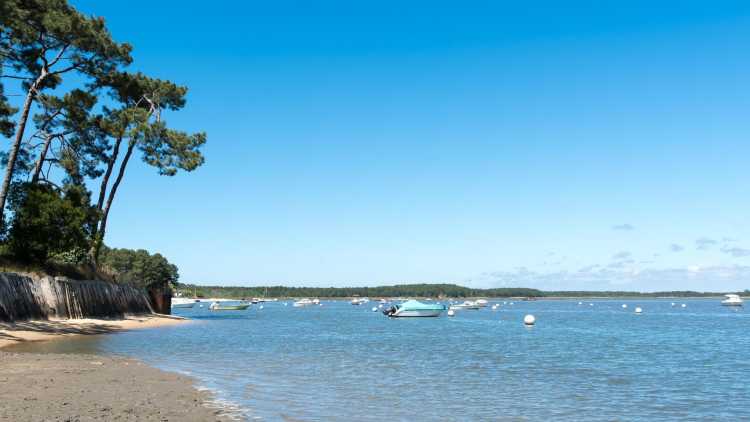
top-left (0, 351), bottom-right (231, 421)
top-left (0, 314), bottom-right (188, 349)
top-left (0, 315), bottom-right (233, 421)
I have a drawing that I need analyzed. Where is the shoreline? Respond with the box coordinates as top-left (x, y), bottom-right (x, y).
top-left (0, 314), bottom-right (233, 421)
top-left (0, 313), bottom-right (189, 349)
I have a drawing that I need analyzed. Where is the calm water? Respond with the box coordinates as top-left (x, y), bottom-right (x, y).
top-left (10, 299), bottom-right (750, 421)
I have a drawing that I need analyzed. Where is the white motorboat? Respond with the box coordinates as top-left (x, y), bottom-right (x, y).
top-left (351, 297), bottom-right (370, 305)
top-left (475, 299), bottom-right (489, 307)
top-left (721, 294), bottom-right (744, 306)
top-left (171, 298), bottom-right (197, 309)
top-left (293, 298), bottom-right (314, 307)
top-left (449, 300), bottom-right (481, 310)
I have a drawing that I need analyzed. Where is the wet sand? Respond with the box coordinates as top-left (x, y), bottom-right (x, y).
top-left (0, 351), bottom-right (230, 421)
top-left (0, 315), bottom-right (232, 421)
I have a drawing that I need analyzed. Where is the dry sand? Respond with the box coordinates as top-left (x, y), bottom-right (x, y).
top-left (0, 315), bottom-right (233, 421)
top-left (0, 314), bottom-right (188, 349)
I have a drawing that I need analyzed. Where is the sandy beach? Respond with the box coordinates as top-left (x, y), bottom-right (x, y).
top-left (0, 315), bottom-right (232, 421)
top-left (0, 314), bottom-right (188, 349)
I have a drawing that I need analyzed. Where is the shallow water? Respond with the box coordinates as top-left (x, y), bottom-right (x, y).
top-left (10, 299), bottom-right (750, 421)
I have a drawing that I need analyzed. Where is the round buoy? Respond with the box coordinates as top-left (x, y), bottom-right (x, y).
top-left (681, 304), bottom-right (686, 308)
top-left (578, 301), bottom-right (583, 305)
top-left (372, 307), bottom-right (378, 312)
top-left (509, 302), bottom-right (514, 305)
top-left (524, 314), bottom-right (536, 325)
top-left (492, 304), bottom-right (498, 310)
top-left (635, 307), bottom-right (642, 314)
top-left (622, 304), bottom-right (627, 309)
top-left (447, 309), bottom-right (455, 317)
top-left (671, 302), bottom-right (675, 307)
top-left (589, 303), bottom-right (594, 306)
top-left (378, 304), bottom-right (383, 308)
top-left (259, 305), bottom-right (264, 310)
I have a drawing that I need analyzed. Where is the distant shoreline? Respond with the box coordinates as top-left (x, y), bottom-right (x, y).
top-left (179, 283), bottom-right (746, 301)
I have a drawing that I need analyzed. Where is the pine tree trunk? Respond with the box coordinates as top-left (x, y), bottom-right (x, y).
top-left (95, 136), bottom-right (122, 211)
top-left (0, 74), bottom-right (45, 224)
top-left (30, 133), bottom-right (54, 184)
top-left (90, 141), bottom-right (135, 261)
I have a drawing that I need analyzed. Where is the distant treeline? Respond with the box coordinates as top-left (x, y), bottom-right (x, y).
top-left (176, 283), bottom-right (748, 299)
top-left (177, 284), bottom-right (543, 299)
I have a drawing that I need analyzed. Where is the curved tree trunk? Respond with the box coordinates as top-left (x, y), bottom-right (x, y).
top-left (90, 141), bottom-right (135, 261)
top-left (30, 133), bottom-right (54, 184)
top-left (0, 74), bottom-right (45, 224)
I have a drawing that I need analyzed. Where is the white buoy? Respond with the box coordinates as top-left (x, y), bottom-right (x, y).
top-left (589, 303), bottom-right (594, 306)
top-left (635, 307), bottom-right (642, 314)
top-left (524, 314), bottom-right (536, 325)
top-left (492, 304), bottom-right (498, 310)
top-left (259, 305), bottom-right (264, 310)
top-left (504, 301), bottom-right (508, 305)
top-left (622, 304), bottom-right (627, 309)
top-left (509, 302), bottom-right (514, 305)
top-left (681, 303), bottom-right (686, 308)
top-left (671, 302), bottom-right (675, 307)
top-left (378, 304), bottom-right (383, 308)
top-left (578, 301), bottom-right (583, 305)
top-left (284, 302), bottom-right (288, 306)
top-left (447, 309), bottom-right (455, 317)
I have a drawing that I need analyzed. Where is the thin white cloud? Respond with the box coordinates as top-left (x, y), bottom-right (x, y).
top-left (721, 246), bottom-right (750, 258)
top-left (612, 224), bottom-right (635, 231)
top-left (696, 237), bottom-right (717, 250)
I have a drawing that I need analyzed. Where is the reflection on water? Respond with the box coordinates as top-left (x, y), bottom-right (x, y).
top-left (10, 299), bottom-right (750, 421)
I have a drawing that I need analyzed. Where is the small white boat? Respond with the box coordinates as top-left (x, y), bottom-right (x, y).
top-left (383, 300), bottom-right (446, 317)
top-left (351, 297), bottom-right (370, 305)
top-left (171, 298), bottom-right (197, 309)
top-left (449, 301), bottom-right (481, 310)
top-left (721, 294), bottom-right (744, 306)
top-left (379, 298), bottom-right (388, 304)
top-left (475, 299), bottom-right (489, 307)
top-left (293, 298), bottom-right (315, 307)
top-left (312, 298), bottom-right (320, 305)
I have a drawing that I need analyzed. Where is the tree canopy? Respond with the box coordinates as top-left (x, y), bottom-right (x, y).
top-left (0, 0), bottom-right (204, 292)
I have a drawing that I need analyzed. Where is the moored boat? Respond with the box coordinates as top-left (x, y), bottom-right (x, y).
top-left (293, 298), bottom-right (314, 307)
top-left (171, 298), bottom-right (198, 309)
top-left (475, 299), bottom-right (489, 307)
top-left (721, 294), bottom-right (744, 306)
top-left (209, 301), bottom-right (250, 311)
top-left (449, 300), bottom-right (481, 310)
top-left (383, 300), bottom-right (446, 317)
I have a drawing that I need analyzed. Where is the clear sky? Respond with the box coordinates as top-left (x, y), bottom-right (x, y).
top-left (66, 0), bottom-right (750, 291)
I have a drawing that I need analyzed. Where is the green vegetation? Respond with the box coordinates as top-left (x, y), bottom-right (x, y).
top-left (178, 284), bottom-right (544, 299)
top-left (98, 247), bottom-right (179, 290)
top-left (177, 283), bottom-right (745, 299)
top-left (0, 0), bottom-right (201, 291)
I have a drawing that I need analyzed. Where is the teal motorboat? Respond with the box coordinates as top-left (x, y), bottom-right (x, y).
top-left (382, 300), bottom-right (446, 317)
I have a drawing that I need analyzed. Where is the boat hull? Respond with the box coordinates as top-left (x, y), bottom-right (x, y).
top-left (721, 302), bottom-right (743, 306)
top-left (211, 304), bottom-right (250, 311)
top-left (392, 309), bottom-right (444, 317)
top-left (171, 302), bottom-right (195, 309)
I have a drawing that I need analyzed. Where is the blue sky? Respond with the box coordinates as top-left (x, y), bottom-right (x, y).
top-left (45, 1), bottom-right (750, 289)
